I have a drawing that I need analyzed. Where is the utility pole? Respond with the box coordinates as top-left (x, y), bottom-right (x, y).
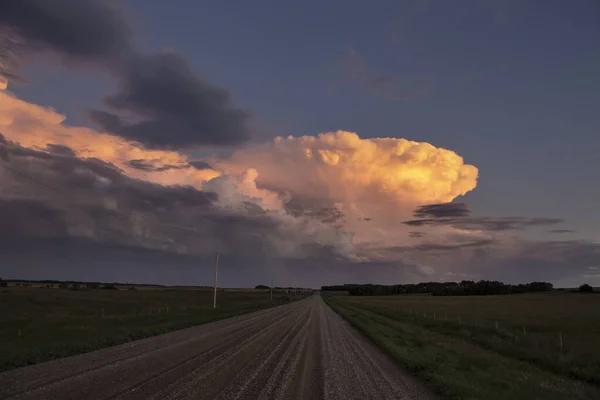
top-left (270, 275), bottom-right (273, 301)
top-left (213, 252), bottom-right (219, 309)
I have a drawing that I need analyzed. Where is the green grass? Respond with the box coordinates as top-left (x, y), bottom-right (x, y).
top-left (325, 292), bottom-right (600, 400)
top-left (0, 286), bottom-right (300, 372)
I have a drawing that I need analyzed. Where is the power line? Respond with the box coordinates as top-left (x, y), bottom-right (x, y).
top-left (0, 162), bottom-right (72, 200)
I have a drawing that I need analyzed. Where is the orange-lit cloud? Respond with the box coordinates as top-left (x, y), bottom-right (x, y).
top-left (220, 131), bottom-right (477, 205)
top-left (0, 89), bottom-right (220, 187)
top-left (1, 85), bottom-right (480, 265)
top-left (215, 131), bottom-right (479, 252)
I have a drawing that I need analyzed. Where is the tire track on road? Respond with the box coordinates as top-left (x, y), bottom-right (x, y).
top-left (0, 295), bottom-right (436, 400)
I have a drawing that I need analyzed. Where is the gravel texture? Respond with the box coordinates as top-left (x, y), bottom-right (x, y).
top-left (0, 295), bottom-right (435, 400)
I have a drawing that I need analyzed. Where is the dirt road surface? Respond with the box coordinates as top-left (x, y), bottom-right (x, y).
top-left (0, 295), bottom-right (435, 400)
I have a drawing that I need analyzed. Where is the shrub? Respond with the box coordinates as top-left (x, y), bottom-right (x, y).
top-left (0, 278), bottom-right (6, 288)
top-left (579, 284), bottom-right (594, 293)
top-left (101, 284), bottom-right (118, 290)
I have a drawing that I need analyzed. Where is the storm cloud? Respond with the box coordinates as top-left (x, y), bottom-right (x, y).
top-left (405, 202), bottom-right (564, 231)
top-left (0, 0), bottom-right (251, 149)
top-left (0, 139), bottom-right (352, 264)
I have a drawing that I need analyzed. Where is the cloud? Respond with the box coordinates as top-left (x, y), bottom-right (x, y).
top-left (2, 87), bottom-right (596, 287)
top-left (0, 89), bottom-right (222, 187)
top-left (1, 87), bottom-right (481, 268)
top-left (404, 216), bottom-right (564, 231)
top-left (189, 160), bottom-right (214, 170)
top-left (405, 203), bottom-right (564, 231)
top-left (0, 0), bottom-right (250, 149)
top-left (220, 131), bottom-right (478, 207)
top-left (87, 52), bottom-right (251, 149)
top-left (548, 229), bottom-right (575, 234)
top-left (336, 45), bottom-right (433, 101)
top-left (409, 231), bottom-right (425, 238)
top-left (1, 140), bottom-right (352, 263)
top-left (413, 202), bottom-right (470, 218)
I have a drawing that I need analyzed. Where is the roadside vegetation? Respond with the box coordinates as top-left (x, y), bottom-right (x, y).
top-left (0, 284), bottom-right (306, 372)
top-left (325, 292), bottom-right (600, 400)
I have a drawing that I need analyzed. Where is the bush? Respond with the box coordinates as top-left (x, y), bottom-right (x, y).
top-left (100, 284), bottom-right (118, 290)
top-left (0, 278), bottom-right (6, 288)
top-left (255, 285), bottom-right (270, 289)
top-left (579, 284), bottom-right (594, 293)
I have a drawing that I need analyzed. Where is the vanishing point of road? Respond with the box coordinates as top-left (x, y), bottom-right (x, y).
top-left (0, 295), bottom-right (435, 400)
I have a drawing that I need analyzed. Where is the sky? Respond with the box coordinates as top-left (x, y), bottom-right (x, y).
top-left (0, 0), bottom-right (599, 288)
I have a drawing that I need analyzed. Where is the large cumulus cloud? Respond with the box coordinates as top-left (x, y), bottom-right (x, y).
top-left (220, 131), bottom-right (478, 206)
top-left (1, 73), bottom-right (597, 287)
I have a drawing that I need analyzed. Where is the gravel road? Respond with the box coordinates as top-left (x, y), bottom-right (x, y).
top-left (0, 294), bottom-right (435, 400)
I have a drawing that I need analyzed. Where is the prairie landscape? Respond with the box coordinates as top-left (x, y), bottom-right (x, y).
top-left (325, 292), bottom-right (600, 400)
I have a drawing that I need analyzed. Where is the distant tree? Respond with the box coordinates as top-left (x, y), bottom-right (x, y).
top-left (579, 284), bottom-right (594, 293)
top-left (87, 283), bottom-right (100, 290)
top-left (58, 283), bottom-right (69, 289)
top-left (127, 286), bottom-right (137, 291)
top-left (0, 278), bottom-right (6, 287)
top-left (101, 284), bottom-right (118, 290)
top-left (255, 285), bottom-right (270, 289)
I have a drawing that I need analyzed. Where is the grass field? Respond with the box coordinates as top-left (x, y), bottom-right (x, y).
top-left (0, 286), bottom-right (301, 372)
top-left (325, 292), bottom-right (600, 400)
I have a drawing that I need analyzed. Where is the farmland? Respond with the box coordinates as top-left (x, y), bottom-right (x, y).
top-left (0, 285), bottom-right (302, 372)
top-left (325, 292), bottom-right (600, 400)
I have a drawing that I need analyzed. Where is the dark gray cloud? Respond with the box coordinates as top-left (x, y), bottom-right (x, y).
top-left (383, 238), bottom-right (494, 253)
top-left (1, 142), bottom-right (349, 277)
top-left (45, 144), bottom-right (76, 157)
top-left (127, 159), bottom-right (188, 172)
top-left (0, 0), bottom-right (132, 64)
top-left (189, 161), bottom-right (214, 170)
top-left (284, 196), bottom-right (345, 224)
top-left (0, 0), bottom-right (251, 149)
top-left (548, 229), bottom-right (575, 234)
top-left (409, 231), bottom-right (425, 238)
top-left (405, 203), bottom-right (564, 231)
top-left (88, 52), bottom-right (251, 149)
top-left (413, 202), bottom-right (470, 218)
top-left (404, 216), bottom-right (564, 231)
top-left (0, 198), bottom-right (68, 238)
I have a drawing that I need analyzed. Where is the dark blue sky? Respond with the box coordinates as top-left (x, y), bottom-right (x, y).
top-left (12, 0), bottom-right (600, 241)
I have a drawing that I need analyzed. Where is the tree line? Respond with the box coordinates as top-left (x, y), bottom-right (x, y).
top-left (321, 280), bottom-right (556, 296)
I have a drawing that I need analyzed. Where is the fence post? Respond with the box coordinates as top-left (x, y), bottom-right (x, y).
top-left (101, 308), bottom-right (105, 319)
top-left (458, 316), bottom-right (461, 324)
top-left (523, 326), bottom-right (527, 337)
top-left (559, 331), bottom-right (563, 353)
top-left (495, 320), bottom-right (499, 332)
